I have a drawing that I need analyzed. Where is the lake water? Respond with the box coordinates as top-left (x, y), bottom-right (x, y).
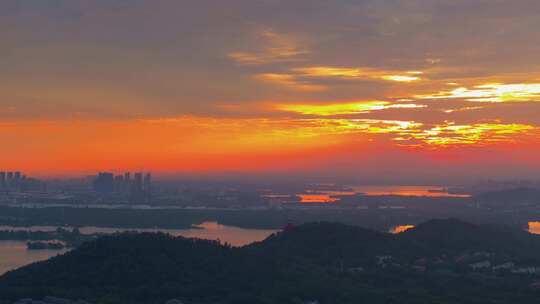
top-left (389, 225), bottom-right (415, 234)
top-left (0, 241), bottom-right (69, 276)
top-left (77, 222), bottom-right (278, 246)
top-left (297, 185), bottom-right (470, 203)
top-left (528, 222), bottom-right (540, 235)
top-left (390, 222), bottom-right (540, 235)
top-left (351, 185), bottom-right (470, 198)
top-left (0, 222), bottom-right (277, 275)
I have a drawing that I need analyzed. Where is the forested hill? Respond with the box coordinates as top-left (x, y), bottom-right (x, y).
top-left (2, 219), bottom-right (540, 304)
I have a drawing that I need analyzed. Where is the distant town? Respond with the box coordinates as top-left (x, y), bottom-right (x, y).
top-left (93, 172), bottom-right (153, 203)
top-left (0, 171), bottom-right (154, 205)
top-left (0, 171), bottom-right (45, 193)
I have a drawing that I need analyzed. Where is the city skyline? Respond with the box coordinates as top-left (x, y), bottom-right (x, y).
top-left (2, 1), bottom-right (540, 182)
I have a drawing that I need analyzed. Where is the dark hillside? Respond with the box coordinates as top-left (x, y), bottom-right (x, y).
top-left (2, 220), bottom-right (540, 304)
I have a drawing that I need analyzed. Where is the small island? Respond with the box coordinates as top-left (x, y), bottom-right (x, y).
top-left (26, 241), bottom-right (65, 250)
top-left (0, 227), bottom-right (96, 250)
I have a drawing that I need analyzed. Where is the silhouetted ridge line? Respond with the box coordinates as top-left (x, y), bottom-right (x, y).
top-left (476, 187), bottom-right (540, 203)
top-left (2, 220), bottom-right (540, 304)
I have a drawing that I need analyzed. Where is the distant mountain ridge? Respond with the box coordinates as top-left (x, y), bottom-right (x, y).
top-left (2, 219), bottom-right (540, 304)
top-left (475, 187), bottom-right (540, 204)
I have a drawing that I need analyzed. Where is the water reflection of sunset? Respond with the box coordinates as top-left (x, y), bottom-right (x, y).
top-left (295, 185), bottom-right (468, 204)
top-left (298, 194), bottom-right (339, 203)
top-left (389, 225), bottom-right (415, 234)
top-left (528, 222), bottom-right (540, 235)
top-left (351, 186), bottom-right (471, 198)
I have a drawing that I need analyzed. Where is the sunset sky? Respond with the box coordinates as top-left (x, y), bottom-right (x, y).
top-left (2, 0), bottom-right (540, 181)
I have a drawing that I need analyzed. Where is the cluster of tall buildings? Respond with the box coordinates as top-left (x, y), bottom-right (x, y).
top-left (93, 172), bottom-right (152, 202)
top-left (0, 171), bottom-right (42, 192)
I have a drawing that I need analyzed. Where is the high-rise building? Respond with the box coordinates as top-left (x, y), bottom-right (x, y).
top-left (133, 172), bottom-right (143, 195)
top-left (122, 172), bottom-right (131, 195)
top-left (93, 172), bottom-right (115, 194)
top-left (6, 172), bottom-right (13, 190)
top-left (143, 173), bottom-right (151, 192)
top-left (0, 172), bottom-right (5, 189)
top-left (13, 172), bottom-right (21, 191)
top-left (114, 175), bottom-right (124, 193)
top-left (143, 173), bottom-right (152, 202)
top-left (0, 171), bottom-right (42, 192)
top-left (19, 175), bottom-right (27, 191)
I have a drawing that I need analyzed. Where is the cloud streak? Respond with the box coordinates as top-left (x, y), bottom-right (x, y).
top-left (276, 101), bottom-right (426, 115)
top-left (415, 83), bottom-right (540, 103)
top-left (293, 66), bottom-right (424, 83)
top-left (229, 29), bottom-right (309, 65)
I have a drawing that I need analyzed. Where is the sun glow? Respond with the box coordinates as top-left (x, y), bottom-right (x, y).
top-left (442, 106), bottom-right (484, 113)
top-left (142, 117), bottom-right (536, 148)
top-left (277, 102), bottom-right (426, 116)
top-left (381, 75), bottom-right (421, 82)
top-left (3, 114), bottom-right (538, 175)
top-left (406, 122), bottom-right (535, 146)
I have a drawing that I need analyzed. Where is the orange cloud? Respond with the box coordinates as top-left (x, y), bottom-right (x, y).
top-left (254, 73), bottom-right (326, 91)
top-left (399, 122), bottom-right (536, 146)
top-left (415, 83), bottom-right (540, 103)
top-left (293, 66), bottom-right (423, 82)
top-left (254, 66), bottom-right (424, 90)
top-left (229, 29), bottom-right (308, 65)
top-left (276, 101), bottom-right (426, 115)
top-left (442, 106), bottom-right (484, 114)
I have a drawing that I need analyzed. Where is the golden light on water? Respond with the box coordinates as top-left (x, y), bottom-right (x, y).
top-left (389, 225), bottom-right (415, 234)
top-left (298, 194), bottom-right (339, 203)
top-left (529, 222), bottom-right (540, 234)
